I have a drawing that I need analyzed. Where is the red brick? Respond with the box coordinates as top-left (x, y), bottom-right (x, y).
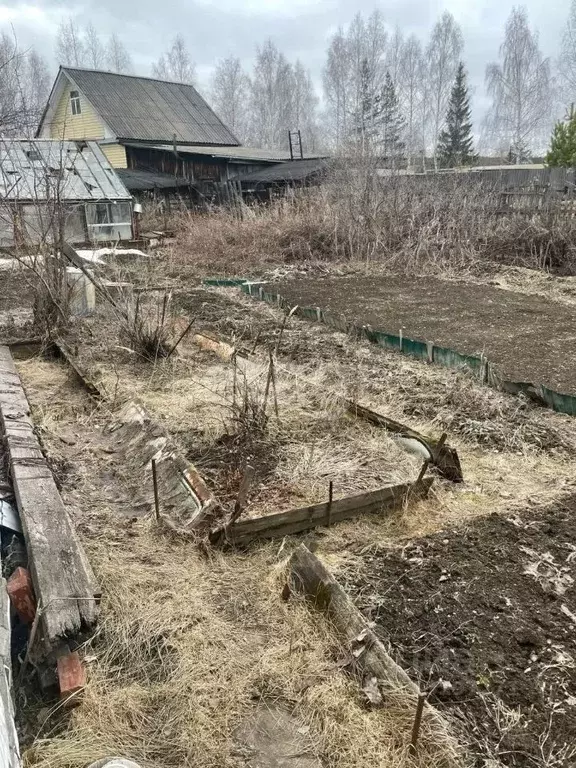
top-left (7, 567), bottom-right (36, 624)
top-left (57, 652), bottom-right (86, 704)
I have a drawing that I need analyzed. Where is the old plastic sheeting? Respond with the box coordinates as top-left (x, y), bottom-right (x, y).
top-left (0, 500), bottom-right (21, 535)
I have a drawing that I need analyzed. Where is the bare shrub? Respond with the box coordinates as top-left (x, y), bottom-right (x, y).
top-left (167, 160), bottom-right (576, 276)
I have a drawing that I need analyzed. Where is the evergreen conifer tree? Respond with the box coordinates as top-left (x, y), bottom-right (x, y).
top-left (380, 71), bottom-right (405, 164)
top-left (546, 106), bottom-right (576, 166)
top-left (437, 62), bottom-right (476, 167)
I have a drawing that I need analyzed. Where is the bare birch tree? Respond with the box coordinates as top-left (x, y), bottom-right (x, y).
top-left (386, 27), bottom-right (404, 87)
top-left (106, 34), bottom-right (133, 74)
top-left (0, 34), bottom-right (50, 135)
top-left (152, 36), bottom-right (195, 83)
top-left (85, 23), bottom-right (105, 69)
top-left (249, 40), bottom-right (294, 149)
top-left (484, 7), bottom-right (551, 160)
top-left (322, 11), bottom-right (387, 151)
top-left (398, 35), bottom-right (425, 168)
top-left (323, 27), bottom-right (351, 148)
top-left (291, 60), bottom-right (319, 151)
top-left (55, 17), bottom-right (85, 67)
top-left (211, 56), bottom-right (250, 142)
top-left (425, 12), bottom-right (463, 169)
top-left (558, 0), bottom-right (576, 105)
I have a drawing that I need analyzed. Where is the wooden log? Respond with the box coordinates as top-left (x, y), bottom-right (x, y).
top-left (0, 346), bottom-right (98, 656)
top-left (211, 478), bottom-right (433, 546)
top-left (289, 544), bottom-right (419, 695)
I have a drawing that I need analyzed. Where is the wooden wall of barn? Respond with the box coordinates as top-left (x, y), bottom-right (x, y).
top-left (125, 146), bottom-right (227, 182)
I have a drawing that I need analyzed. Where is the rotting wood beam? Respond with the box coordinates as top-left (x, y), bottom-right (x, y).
top-left (0, 345), bottom-right (99, 658)
top-left (210, 478), bottom-right (433, 546)
top-left (287, 543), bottom-right (460, 758)
top-left (49, 340), bottom-right (107, 401)
top-left (289, 543), bottom-right (420, 695)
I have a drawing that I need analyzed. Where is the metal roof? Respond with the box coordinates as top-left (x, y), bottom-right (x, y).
top-left (116, 168), bottom-right (192, 191)
top-left (61, 67), bottom-right (240, 147)
top-left (0, 139), bottom-right (131, 201)
top-left (238, 158), bottom-right (329, 185)
top-left (138, 143), bottom-right (329, 163)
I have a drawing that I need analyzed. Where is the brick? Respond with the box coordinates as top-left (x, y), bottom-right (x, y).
top-left (7, 567), bottom-right (36, 623)
top-left (57, 651), bottom-right (86, 704)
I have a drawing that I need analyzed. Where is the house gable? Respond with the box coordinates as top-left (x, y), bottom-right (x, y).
top-left (37, 69), bottom-right (114, 142)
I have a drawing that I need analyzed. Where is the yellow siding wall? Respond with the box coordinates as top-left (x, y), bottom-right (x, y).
top-left (100, 143), bottom-right (127, 168)
top-left (50, 82), bottom-right (105, 140)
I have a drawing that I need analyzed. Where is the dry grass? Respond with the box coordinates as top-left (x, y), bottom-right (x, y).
top-left (161, 170), bottom-right (576, 279)
top-left (89, 338), bottom-right (418, 515)
top-left (18, 360), bottom-right (461, 768)
top-left (14, 272), bottom-right (576, 768)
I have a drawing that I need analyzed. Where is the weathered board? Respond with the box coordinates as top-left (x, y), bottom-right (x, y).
top-left (0, 346), bottom-right (98, 655)
top-left (289, 544), bottom-right (419, 694)
top-left (211, 478), bottom-right (433, 546)
top-left (0, 578), bottom-right (20, 767)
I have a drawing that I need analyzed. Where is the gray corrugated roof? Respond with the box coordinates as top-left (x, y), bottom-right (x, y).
top-left (0, 139), bottom-right (131, 201)
top-left (139, 143), bottom-right (330, 162)
top-left (116, 168), bottom-right (192, 191)
top-left (238, 158), bottom-right (329, 185)
top-left (63, 67), bottom-right (240, 147)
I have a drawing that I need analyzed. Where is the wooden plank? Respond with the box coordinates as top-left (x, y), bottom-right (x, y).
top-left (50, 340), bottom-right (106, 400)
top-left (0, 346), bottom-right (98, 656)
top-left (212, 478), bottom-right (433, 546)
top-left (344, 402), bottom-right (463, 483)
top-left (289, 543), bottom-right (420, 694)
top-left (0, 578), bottom-right (20, 767)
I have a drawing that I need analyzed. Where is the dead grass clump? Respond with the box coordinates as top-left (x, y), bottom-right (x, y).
top-left (163, 169), bottom-right (576, 278)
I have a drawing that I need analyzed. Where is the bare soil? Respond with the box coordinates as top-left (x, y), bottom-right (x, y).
top-left (341, 495), bottom-right (576, 767)
top-left (268, 275), bottom-right (576, 396)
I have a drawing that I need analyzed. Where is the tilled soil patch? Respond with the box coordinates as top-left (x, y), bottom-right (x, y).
top-left (342, 495), bottom-right (576, 767)
top-left (268, 275), bottom-right (576, 396)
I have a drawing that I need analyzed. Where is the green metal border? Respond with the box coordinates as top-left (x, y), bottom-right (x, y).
top-left (239, 284), bottom-right (576, 417)
top-left (203, 278), bottom-right (248, 287)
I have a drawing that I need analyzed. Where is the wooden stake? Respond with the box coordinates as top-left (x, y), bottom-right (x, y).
top-left (262, 354), bottom-right (273, 416)
top-left (151, 458), bottom-right (160, 521)
top-left (327, 480), bottom-right (334, 527)
top-left (274, 305), bottom-right (298, 356)
top-left (415, 459), bottom-right (430, 485)
top-left (231, 352), bottom-right (238, 411)
top-left (269, 351), bottom-right (279, 420)
top-left (433, 432), bottom-right (448, 460)
top-left (409, 693), bottom-right (427, 755)
top-left (230, 465), bottom-right (254, 526)
top-left (250, 329), bottom-right (262, 354)
top-left (165, 316), bottom-right (195, 360)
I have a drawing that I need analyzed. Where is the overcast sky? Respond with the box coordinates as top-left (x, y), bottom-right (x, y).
top-left (0, 0), bottom-right (570, 125)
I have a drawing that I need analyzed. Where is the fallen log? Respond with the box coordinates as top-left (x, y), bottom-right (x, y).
top-left (210, 478), bottom-right (433, 546)
top-left (287, 545), bottom-right (461, 757)
top-left (289, 543), bottom-right (419, 695)
top-left (0, 346), bottom-right (98, 657)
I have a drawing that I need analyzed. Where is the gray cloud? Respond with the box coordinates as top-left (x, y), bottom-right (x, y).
top-left (0, 0), bottom-right (569, 127)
